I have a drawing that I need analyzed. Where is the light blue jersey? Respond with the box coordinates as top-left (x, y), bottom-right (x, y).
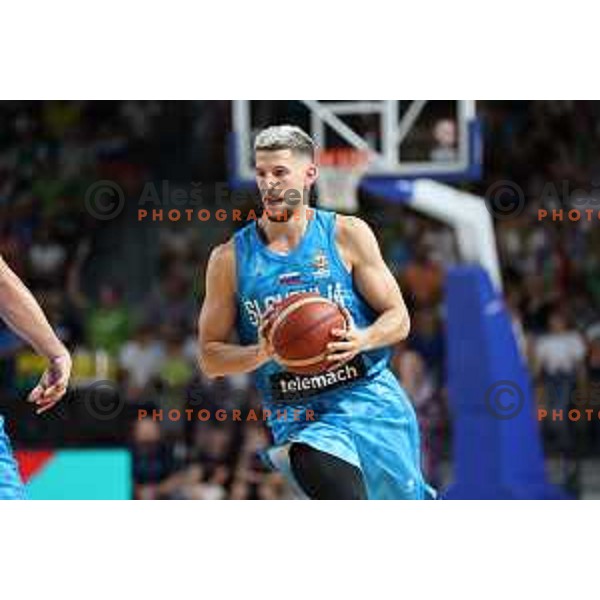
top-left (0, 416), bottom-right (27, 500)
top-left (234, 208), bottom-right (435, 499)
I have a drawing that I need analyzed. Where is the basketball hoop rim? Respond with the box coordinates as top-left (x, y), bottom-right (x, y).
top-left (316, 148), bottom-right (370, 212)
top-left (317, 148), bottom-right (372, 170)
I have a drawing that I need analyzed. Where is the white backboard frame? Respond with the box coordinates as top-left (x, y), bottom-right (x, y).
top-left (231, 100), bottom-right (480, 184)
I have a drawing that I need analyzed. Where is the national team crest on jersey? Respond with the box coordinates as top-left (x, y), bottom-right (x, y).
top-left (312, 250), bottom-right (330, 277)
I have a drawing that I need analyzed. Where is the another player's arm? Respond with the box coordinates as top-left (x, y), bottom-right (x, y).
top-left (327, 216), bottom-right (410, 363)
top-left (198, 242), bottom-right (272, 378)
top-left (0, 255), bottom-right (71, 412)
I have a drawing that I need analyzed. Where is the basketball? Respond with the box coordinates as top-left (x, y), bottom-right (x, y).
top-left (266, 292), bottom-right (347, 375)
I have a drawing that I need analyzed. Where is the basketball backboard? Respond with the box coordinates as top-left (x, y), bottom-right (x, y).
top-left (229, 100), bottom-right (482, 188)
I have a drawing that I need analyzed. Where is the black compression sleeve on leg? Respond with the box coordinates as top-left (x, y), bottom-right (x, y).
top-left (289, 443), bottom-right (367, 500)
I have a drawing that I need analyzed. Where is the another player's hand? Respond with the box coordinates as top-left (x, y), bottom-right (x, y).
top-left (326, 307), bottom-right (369, 368)
top-left (28, 353), bottom-right (72, 414)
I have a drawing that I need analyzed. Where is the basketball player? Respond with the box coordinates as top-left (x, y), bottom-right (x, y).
top-left (0, 256), bottom-right (71, 499)
top-left (199, 125), bottom-right (435, 499)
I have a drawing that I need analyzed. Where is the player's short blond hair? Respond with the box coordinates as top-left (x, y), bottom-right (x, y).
top-left (254, 125), bottom-right (315, 160)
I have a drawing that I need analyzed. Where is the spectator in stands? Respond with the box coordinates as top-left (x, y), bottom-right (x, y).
top-left (257, 473), bottom-right (292, 500)
top-left (430, 119), bottom-right (457, 163)
top-left (119, 323), bottom-right (165, 401)
top-left (10, 193), bottom-right (38, 248)
top-left (406, 308), bottom-right (445, 387)
top-left (228, 423), bottom-right (275, 499)
top-left (584, 330), bottom-right (600, 452)
top-left (0, 210), bottom-right (24, 276)
top-left (28, 221), bottom-right (67, 287)
top-left (521, 274), bottom-right (555, 335)
top-left (534, 308), bottom-right (587, 490)
top-left (156, 329), bottom-right (194, 438)
top-left (394, 348), bottom-right (441, 486)
top-left (402, 242), bottom-right (444, 309)
top-left (131, 417), bottom-right (203, 500)
top-left (39, 287), bottom-right (84, 348)
top-left (142, 268), bottom-right (196, 331)
top-left (85, 284), bottom-right (132, 356)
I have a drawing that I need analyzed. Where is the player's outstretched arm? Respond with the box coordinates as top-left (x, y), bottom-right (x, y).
top-left (198, 242), bottom-right (272, 379)
top-left (326, 216), bottom-right (410, 364)
top-left (0, 256), bottom-right (71, 413)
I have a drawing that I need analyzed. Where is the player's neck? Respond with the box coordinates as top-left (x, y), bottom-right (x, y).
top-left (259, 208), bottom-right (311, 247)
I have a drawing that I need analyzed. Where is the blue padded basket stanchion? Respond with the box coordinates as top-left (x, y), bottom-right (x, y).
top-left (442, 266), bottom-right (568, 499)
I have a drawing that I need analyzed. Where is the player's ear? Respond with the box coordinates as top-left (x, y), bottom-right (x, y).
top-left (305, 162), bottom-right (318, 187)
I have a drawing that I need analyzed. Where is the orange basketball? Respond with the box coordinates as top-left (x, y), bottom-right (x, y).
top-left (267, 292), bottom-right (347, 375)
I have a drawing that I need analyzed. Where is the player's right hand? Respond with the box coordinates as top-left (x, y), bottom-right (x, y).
top-left (257, 306), bottom-right (277, 362)
top-left (28, 352), bottom-right (72, 414)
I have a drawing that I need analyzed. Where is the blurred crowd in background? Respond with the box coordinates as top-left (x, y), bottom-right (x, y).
top-left (1, 100), bottom-right (599, 499)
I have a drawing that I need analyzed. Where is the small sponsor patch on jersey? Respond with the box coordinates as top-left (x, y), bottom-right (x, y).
top-left (278, 272), bottom-right (303, 286)
top-left (269, 355), bottom-right (367, 402)
top-left (312, 250), bottom-right (330, 278)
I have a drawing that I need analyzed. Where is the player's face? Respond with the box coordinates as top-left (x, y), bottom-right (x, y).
top-left (255, 149), bottom-right (317, 222)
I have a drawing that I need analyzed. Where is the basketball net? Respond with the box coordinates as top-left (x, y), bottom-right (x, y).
top-left (316, 148), bottom-right (371, 214)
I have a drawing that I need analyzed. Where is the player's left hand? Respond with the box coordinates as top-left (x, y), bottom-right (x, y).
top-left (27, 353), bottom-right (72, 414)
top-left (326, 307), bottom-right (369, 368)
